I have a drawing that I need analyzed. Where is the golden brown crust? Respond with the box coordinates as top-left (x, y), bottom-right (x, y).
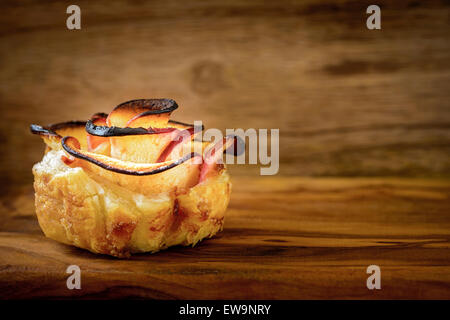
top-left (32, 150), bottom-right (231, 257)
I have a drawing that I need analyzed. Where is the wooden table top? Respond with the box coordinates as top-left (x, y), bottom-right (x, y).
top-left (1, 0), bottom-right (449, 301)
top-left (0, 176), bottom-right (449, 299)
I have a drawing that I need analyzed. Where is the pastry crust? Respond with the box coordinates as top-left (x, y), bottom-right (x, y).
top-left (33, 150), bottom-right (231, 258)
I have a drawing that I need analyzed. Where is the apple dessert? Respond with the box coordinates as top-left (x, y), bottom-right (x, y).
top-left (30, 99), bottom-right (237, 257)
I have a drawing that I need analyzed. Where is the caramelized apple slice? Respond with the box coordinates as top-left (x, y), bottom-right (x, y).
top-left (85, 119), bottom-right (199, 163)
top-left (85, 119), bottom-right (176, 137)
top-left (30, 121), bottom-right (88, 151)
top-left (63, 136), bottom-right (198, 175)
top-left (103, 99), bottom-right (185, 163)
top-left (156, 121), bottom-right (206, 162)
top-left (126, 112), bottom-right (169, 129)
top-left (86, 113), bottom-right (110, 155)
top-left (198, 136), bottom-right (242, 183)
top-left (30, 124), bottom-right (61, 150)
top-left (110, 132), bottom-right (179, 163)
top-left (62, 136), bottom-right (202, 195)
top-left (168, 120), bottom-right (198, 130)
top-left (106, 99), bottom-right (177, 128)
top-left (156, 127), bottom-right (195, 162)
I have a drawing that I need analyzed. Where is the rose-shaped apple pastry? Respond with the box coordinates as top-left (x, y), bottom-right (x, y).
top-left (30, 99), bottom-right (238, 257)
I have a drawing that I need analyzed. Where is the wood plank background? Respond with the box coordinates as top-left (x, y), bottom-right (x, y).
top-left (0, 0), bottom-right (449, 191)
top-left (0, 0), bottom-right (449, 299)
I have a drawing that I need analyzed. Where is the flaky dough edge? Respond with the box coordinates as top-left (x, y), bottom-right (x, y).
top-left (32, 150), bottom-right (231, 258)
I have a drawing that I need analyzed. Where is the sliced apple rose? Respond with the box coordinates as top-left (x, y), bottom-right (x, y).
top-left (102, 99), bottom-right (185, 163)
top-left (107, 98), bottom-right (177, 128)
top-left (30, 99), bottom-right (239, 257)
top-left (86, 113), bottom-right (110, 155)
top-left (61, 136), bottom-right (202, 195)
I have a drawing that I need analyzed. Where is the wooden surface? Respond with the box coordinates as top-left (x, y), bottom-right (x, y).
top-left (0, 177), bottom-right (449, 299)
top-left (1, 0), bottom-right (450, 192)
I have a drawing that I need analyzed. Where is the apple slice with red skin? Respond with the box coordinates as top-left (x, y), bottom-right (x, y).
top-left (62, 136), bottom-right (202, 195)
top-left (31, 98), bottom-right (243, 192)
top-left (106, 99), bottom-right (177, 128)
top-left (156, 127), bottom-right (196, 163)
top-left (156, 120), bottom-right (207, 162)
top-left (63, 136), bottom-right (199, 175)
top-left (85, 118), bottom-right (177, 137)
top-left (109, 130), bottom-right (182, 163)
top-left (86, 113), bottom-right (111, 154)
top-left (30, 121), bottom-right (88, 151)
top-left (198, 135), bottom-right (243, 184)
top-left (85, 113), bottom-right (201, 163)
top-left (103, 99), bottom-right (190, 163)
top-left (126, 111), bottom-right (168, 128)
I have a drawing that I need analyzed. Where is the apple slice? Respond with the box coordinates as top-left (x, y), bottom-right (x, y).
top-left (103, 99), bottom-right (183, 163)
top-left (198, 135), bottom-right (243, 184)
top-left (85, 118), bottom-right (176, 137)
top-left (156, 127), bottom-right (195, 163)
top-left (156, 121), bottom-right (205, 162)
top-left (62, 136), bottom-right (202, 195)
top-left (106, 99), bottom-right (177, 128)
top-left (168, 120), bottom-right (198, 130)
top-left (86, 113), bottom-right (111, 155)
top-left (110, 131), bottom-right (181, 163)
top-left (85, 118), bottom-right (198, 163)
top-left (30, 121), bottom-right (88, 151)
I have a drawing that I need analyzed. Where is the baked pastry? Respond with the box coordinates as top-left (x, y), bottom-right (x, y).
top-left (30, 99), bottom-right (237, 257)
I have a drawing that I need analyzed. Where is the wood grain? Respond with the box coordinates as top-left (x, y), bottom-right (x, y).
top-left (0, 0), bottom-right (449, 300)
top-left (0, 177), bottom-right (449, 299)
top-left (0, 0), bottom-right (450, 191)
